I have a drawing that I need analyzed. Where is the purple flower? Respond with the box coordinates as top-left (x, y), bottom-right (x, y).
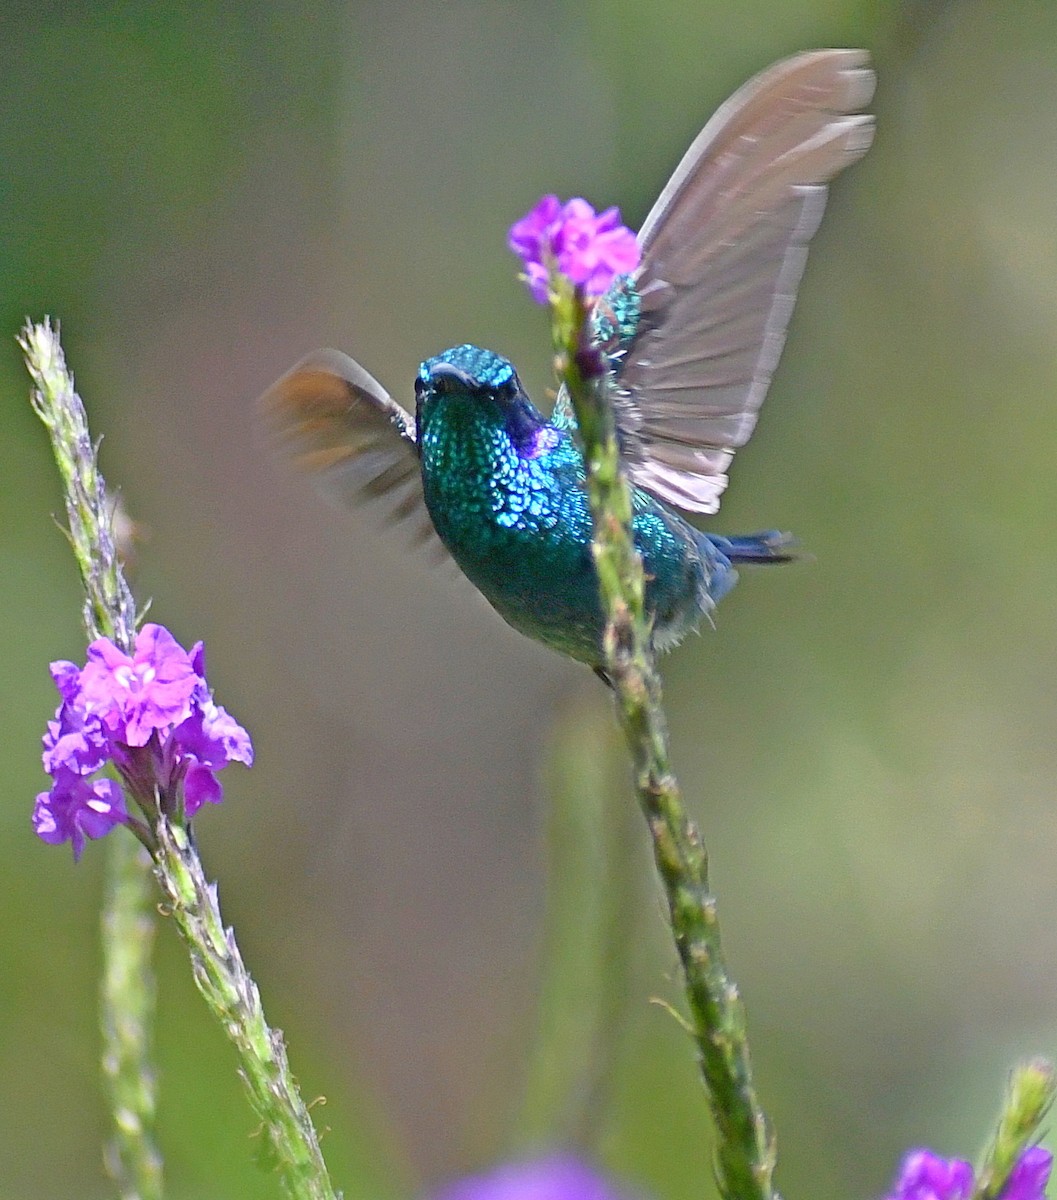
top-left (35, 623), bottom-right (253, 856)
top-left (508, 195), bottom-right (640, 304)
top-left (79, 623), bottom-right (199, 746)
top-left (50, 659), bottom-right (82, 700)
top-left (885, 1152), bottom-right (974, 1200)
top-left (508, 194), bottom-right (562, 303)
top-left (34, 770), bottom-right (127, 861)
top-left (884, 1148), bottom-right (1053, 1200)
top-left (172, 674), bottom-right (254, 816)
top-left (429, 1156), bottom-right (627, 1200)
top-left (1002, 1147), bottom-right (1053, 1200)
top-left (556, 198), bottom-right (641, 295)
top-left (42, 695), bottom-right (109, 776)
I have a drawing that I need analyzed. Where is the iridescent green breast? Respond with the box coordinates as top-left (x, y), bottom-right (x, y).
top-left (416, 386), bottom-right (710, 665)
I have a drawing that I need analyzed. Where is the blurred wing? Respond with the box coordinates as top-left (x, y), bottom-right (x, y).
top-left (617, 48), bottom-right (876, 514)
top-left (263, 348), bottom-right (447, 557)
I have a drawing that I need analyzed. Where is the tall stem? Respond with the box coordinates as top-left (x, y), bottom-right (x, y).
top-left (101, 836), bottom-right (165, 1200)
top-left (22, 319), bottom-right (162, 1198)
top-left (517, 694), bottom-right (637, 1151)
top-left (153, 819), bottom-right (339, 1200)
top-left (553, 294), bottom-right (779, 1200)
top-left (23, 319), bottom-right (340, 1200)
top-left (974, 1061), bottom-right (1056, 1200)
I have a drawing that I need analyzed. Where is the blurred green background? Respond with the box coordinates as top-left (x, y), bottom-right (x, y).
top-left (4, 1), bottom-right (1057, 1197)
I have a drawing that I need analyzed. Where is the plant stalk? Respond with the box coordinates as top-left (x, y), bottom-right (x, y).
top-left (552, 292), bottom-right (779, 1200)
top-left (23, 319), bottom-right (162, 1198)
top-left (23, 319), bottom-right (340, 1200)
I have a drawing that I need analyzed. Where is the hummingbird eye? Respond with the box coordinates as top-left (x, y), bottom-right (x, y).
top-left (427, 367), bottom-right (476, 396)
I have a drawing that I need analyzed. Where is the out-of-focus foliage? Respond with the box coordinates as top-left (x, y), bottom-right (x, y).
top-left (3, 2), bottom-right (1057, 1198)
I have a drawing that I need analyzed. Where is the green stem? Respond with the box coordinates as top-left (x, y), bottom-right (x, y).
top-left (153, 818), bottom-right (340, 1200)
top-left (101, 835), bottom-right (165, 1200)
top-left (21, 319), bottom-right (162, 1198)
top-left (572, 718), bottom-right (640, 1151)
top-left (552, 292), bottom-right (778, 1200)
top-left (20, 319), bottom-right (137, 648)
top-left (517, 694), bottom-right (638, 1151)
top-left (974, 1060), bottom-right (1056, 1200)
top-left (22, 319), bottom-right (340, 1200)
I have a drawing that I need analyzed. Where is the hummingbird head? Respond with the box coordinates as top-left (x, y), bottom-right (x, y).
top-left (415, 344), bottom-right (550, 456)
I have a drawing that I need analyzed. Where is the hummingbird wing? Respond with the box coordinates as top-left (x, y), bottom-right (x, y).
top-left (263, 349), bottom-right (447, 557)
top-left (614, 48), bottom-right (875, 514)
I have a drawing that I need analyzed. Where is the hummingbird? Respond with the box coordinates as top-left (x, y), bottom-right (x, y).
top-left (265, 50), bottom-right (875, 671)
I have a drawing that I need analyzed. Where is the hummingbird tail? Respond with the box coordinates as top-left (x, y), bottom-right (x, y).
top-left (702, 530), bottom-right (798, 564)
top-left (692, 529), bottom-right (795, 608)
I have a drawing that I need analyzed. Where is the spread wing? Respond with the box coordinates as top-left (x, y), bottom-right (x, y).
top-left (615, 48), bottom-right (876, 514)
top-left (263, 348), bottom-right (447, 557)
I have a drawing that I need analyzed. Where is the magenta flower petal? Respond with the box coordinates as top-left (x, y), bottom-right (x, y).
top-left (173, 697), bottom-right (254, 769)
top-left (507, 194), bottom-right (561, 261)
top-left (1000, 1147), bottom-right (1053, 1200)
top-left (42, 700), bottom-right (109, 776)
top-left (34, 772), bottom-right (127, 860)
top-left (189, 641), bottom-right (206, 678)
top-left (886, 1147), bottom-right (1053, 1200)
top-left (523, 262), bottom-right (551, 304)
top-left (49, 659), bottom-right (82, 700)
top-left (430, 1156), bottom-right (627, 1200)
top-left (554, 200), bottom-right (639, 295)
top-left (37, 623), bottom-right (253, 855)
top-left (173, 689), bottom-right (253, 815)
top-left (184, 763), bottom-right (223, 815)
top-left (79, 622), bottom-right (199, 746)
top-left (509, 195), bottom-right (640, 304)
top-left (885, 1152), bottom-right (974, 1200)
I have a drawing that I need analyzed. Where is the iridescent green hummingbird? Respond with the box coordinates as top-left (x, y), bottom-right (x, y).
top-left (266, 50), bottom-right (874, 670)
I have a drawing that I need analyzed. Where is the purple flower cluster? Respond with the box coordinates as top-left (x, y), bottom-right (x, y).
top-left (35, 623), bottom-right (253, 858)
top-left (429, 1156), bottom-right (625, 1200)
top-left (885, 1148), bottom-right (1052, 1200)
top-left (426, 1150), bottom-right (1053, 1200)
top-left (508, 195), bottom-right (640, 305)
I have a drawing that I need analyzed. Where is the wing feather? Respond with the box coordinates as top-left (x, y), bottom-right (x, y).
top-left (618, 49), bottom-right (875, 514)
top-left (263, 348), bottom-right (449, 560)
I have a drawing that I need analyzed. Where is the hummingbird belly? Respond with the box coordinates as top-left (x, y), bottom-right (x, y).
top-left (425, 473), bottom-right (713, 664)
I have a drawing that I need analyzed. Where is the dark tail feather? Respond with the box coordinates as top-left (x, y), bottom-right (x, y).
top-left (703, 530), bottom-right (798, 564)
